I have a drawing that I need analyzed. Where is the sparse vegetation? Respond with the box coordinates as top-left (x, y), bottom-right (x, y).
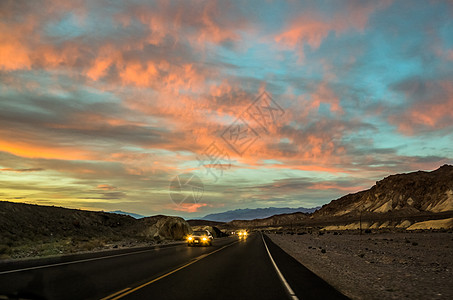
top-left (0, 201), bottom-right (191, 259)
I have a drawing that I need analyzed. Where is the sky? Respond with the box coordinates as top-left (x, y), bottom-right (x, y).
top-left (1, 0), bottom-right (452, 219)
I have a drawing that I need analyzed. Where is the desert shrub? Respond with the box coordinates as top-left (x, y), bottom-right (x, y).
top-left (80, 239), bottom-right (105, 251)
top-left (0, 244), bottom-right (11, 255)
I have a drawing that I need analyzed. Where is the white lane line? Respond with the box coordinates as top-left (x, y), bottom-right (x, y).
top-left (261, 233), bottom-right (299, 300)
top-left (0, 244), bottom-right (184, 275)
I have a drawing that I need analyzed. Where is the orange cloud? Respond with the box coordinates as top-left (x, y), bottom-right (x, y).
top-left (97, 184), bottom-right (117, 191)
top-left (171, 203), bottom-right (208, 213)
top-left (391, 81), bottom-right (453, 135)
top-left (0, 20), bottom-right (34, 71)
top-left (310, 82), bottom-right (343, 114)
top-left (275, 19), bottom-right (331, 51)
top-left (116, 0), bottom-right (248, 48)
top-left (308, 183), bottom-right (364, 192)
top-left (274, 0), bottom-right (391, 60)
top-left (86, 46), bottom-right (119, 80)
top-left (0, 140), bottom-right (95, 160)
top-left (119, 62), bottom-right (159, 87)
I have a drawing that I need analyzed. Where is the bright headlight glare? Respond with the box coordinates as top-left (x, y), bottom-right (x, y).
top-left (188, 237), bottom-right (193, 241)
top-left (202, 237), bottom-right (207, 241)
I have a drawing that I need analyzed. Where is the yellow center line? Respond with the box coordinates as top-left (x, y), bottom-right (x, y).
top-left (101, 241), bottom-right (238, 300)
top-left (100, 287), bottom-right (131, 300)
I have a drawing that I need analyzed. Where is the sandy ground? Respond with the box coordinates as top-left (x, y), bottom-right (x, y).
top-left (268, 231), bottom-right (453, 300)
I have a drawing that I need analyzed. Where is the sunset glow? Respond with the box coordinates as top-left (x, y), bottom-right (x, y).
top-left (1, 0), bottom-right (452, 218)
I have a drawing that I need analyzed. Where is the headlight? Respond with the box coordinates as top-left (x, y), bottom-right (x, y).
top-left (202, 237), bottom-right (207, 241)
top-left (187, 236), bottom-right (193, 241)
top-left (238, 232), bottom-right (242, 235)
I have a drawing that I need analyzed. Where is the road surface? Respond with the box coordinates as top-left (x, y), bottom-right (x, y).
top-left (0, 233), bottom-right (348, 300)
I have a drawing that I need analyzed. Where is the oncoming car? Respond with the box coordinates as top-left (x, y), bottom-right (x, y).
top-left (186, 230), bottom-right (213, 246)
top-left (237, 230), bottom-right (248, 239)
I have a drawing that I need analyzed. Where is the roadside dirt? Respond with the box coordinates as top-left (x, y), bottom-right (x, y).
top-left (268, 231), bottom-right (453, 300)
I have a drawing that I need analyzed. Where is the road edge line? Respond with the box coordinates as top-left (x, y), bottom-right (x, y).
top-left (261, 233), bottom-right (299, 300)
top-left (0, 244), bottom-right (187, 275)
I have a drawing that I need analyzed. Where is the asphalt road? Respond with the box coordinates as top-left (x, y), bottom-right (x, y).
top-left (0, 233), bottom-right (349, 300)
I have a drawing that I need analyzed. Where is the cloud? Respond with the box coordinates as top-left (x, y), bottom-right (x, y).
top-left (389, 79), bottom-right (453, 135)
top-left (0, 0), bottom-right (452, 218)
top-left (0, 168), bottom-right (44, 172)
top-left (274, 0), bottom-right (391, 60)
top-left (170, 203), bottom-right (208, 213)
top-left (96, 184), bottom-right (117, 191)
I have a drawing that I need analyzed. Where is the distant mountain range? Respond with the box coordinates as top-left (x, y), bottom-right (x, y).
top-left (109, 210), bottom-right (145, 219)
top-left (200, 206), bottom-right (321, 222)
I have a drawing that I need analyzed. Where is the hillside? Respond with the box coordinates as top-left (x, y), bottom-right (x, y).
top-left (0, 201), bottom-right (191, 259)
top-left (109, 210), bottom-right (145, 219)
top-left (313, 164), bottom-right (453, 218)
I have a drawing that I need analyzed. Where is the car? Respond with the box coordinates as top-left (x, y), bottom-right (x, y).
top-left (186, 230), bottom-right (213, 246)
top-left (237, 230), bottom-right (248, 239)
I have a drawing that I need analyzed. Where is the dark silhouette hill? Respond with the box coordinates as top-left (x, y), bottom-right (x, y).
top-left (0, 201), bottom-right (190, 259)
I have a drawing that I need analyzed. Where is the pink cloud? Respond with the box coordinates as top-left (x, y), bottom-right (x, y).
top-left (310, 82), bottom-right (343, 114)
top-left (308, 183), bottom-right (365, 193)
top-left (274, 0), bottom-right (391, 60)
top-left (171, 203), bottom-right (208, 213)
top-left (0, 20), bottom-right (34, 71)
top-left (390, 81), bottom-right (453, 135)
top-left (97, 184), bottom-right (117, 191)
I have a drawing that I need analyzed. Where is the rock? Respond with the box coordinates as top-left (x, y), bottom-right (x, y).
top-left (406, 218), bottom-right (453, 230)
top-left (138, 216), bottom-right (192, 240)
top-left (190, 225), bottom-right (227, 238)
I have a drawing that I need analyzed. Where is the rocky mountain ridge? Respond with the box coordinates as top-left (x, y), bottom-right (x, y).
top-left (313, 164), bottom-right (453, 218)
top-left (220, 165), bottom-right (453, 230)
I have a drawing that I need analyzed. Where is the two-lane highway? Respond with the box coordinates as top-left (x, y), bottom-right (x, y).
top-left (0, 233), bottom-right (348, 300)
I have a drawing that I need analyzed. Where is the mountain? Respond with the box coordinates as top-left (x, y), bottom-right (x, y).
top-left (313, 164), bottom-right (453, 218)
top-left (109, 210), bottom-right (145, 219)
top-left (228, 212), bottom-right (310, 228)
top-left (201, 206), bottom-right (320, 222)
top-left (187, 219), bottom-right (225, 227)
top-left (216, 165), bottom-right (453, 230)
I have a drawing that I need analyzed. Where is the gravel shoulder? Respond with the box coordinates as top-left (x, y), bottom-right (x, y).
top-left (268, 231), bottom-right (453, 300)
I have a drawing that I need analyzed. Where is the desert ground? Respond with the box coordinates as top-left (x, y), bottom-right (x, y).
top-left (268, 231), bottom-right (453, 300)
